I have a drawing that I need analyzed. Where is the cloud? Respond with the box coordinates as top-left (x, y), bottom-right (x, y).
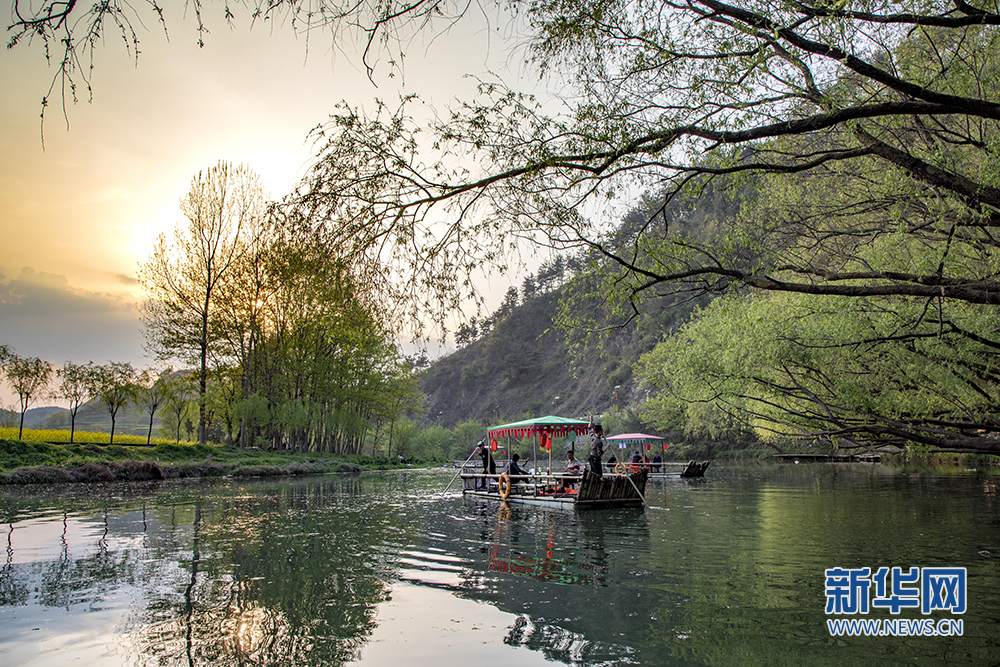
top-left (0, 266), bottom-right (146, 366)
top-left (116, 273), bottom-right (139, 286)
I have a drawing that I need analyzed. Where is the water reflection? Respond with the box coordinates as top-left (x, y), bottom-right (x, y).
top-left (0, 466), bottom-right (998, 666)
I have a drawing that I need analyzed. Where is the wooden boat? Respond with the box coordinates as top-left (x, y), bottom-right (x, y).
top-left (604, 433), bottom-right (710, 479)
top-left (461, 467), bottom-right (649, 508)
top-left (459, 415), bottom-right (707, 507)
top-left (603, 459), bottom-right (711, 479)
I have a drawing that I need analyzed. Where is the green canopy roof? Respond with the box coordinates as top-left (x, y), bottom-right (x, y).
top-left (486, 415), bottom-right (590, 440)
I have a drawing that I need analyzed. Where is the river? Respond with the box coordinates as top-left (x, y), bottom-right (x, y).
top-left (0, 463), bottom-right (997, 666)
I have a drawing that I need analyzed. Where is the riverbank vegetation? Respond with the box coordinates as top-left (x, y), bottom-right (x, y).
top-left (0, 437), bottom-right (433, 485)
top-left (1, 163), bottom-right (423, 459)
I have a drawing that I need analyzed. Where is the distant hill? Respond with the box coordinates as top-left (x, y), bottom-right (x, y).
top-left (418, 284), bottom-right (703, 429)
top-left (416, 178), bottom-right (745, 432)
top-left (4, 400), bottom-right (165, 438)
top-left (23, 406), bottom-right (69, 428)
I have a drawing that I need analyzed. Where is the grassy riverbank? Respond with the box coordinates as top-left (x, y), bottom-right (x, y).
top-left (0, 436), bottom-right (437, 485)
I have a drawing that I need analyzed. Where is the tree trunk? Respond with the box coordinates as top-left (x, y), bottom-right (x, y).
top-left (199, 292), bottom-right (210, 445)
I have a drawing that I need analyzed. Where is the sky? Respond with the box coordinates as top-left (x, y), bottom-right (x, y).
top-left (0, 2), bottom-right (535, 407)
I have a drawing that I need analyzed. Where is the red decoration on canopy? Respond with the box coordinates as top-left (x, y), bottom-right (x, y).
top-left (490, 439), bottom-right (498, 452)
top-left (486, 416), bottom-right (591, 441)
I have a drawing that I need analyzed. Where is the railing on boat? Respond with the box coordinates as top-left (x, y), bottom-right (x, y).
top-left (600, 460), bottom-right (711, 477)
top-left (459, 467), bottom-right (651, 504)
top-left (453, 459), bottom-right (710, 478)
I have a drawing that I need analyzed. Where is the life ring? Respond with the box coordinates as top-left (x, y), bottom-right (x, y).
top-left (498, 473), bottom-right (512, 499)
top-left (615, 462), bottom-right (627, 475)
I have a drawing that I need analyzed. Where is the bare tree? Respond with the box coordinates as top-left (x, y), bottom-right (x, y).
top-left (139, 161), bottom-right (264, 444)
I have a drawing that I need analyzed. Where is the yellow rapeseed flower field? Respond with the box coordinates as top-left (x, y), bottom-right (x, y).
top-left (0, 427), bottom-right (193, 447)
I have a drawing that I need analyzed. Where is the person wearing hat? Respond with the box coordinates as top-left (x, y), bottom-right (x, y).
top-left (475, 441), bottom-right (496, 490)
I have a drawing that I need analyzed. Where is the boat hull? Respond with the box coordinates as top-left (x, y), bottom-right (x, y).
top-left (461, 468), bottom-right (649, 508)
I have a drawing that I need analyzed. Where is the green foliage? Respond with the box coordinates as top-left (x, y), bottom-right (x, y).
top-left (450, 420), bottom-right (485, 458)
top-left (637, 288), bottom-right (1000, 452)
top-left (409, 424), bottom-right (454, 459)
top-left (0, 440), bottom-right (66, 470)
top-left (3, 351), bottom-right (53, 438)
top-left (152, 442), bottom-right (217, 462)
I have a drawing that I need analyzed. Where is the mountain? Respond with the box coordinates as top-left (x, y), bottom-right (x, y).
top-left (23, 406), bottom-right (69, 428)
top-left (418, 284), bottom-right (702, 429)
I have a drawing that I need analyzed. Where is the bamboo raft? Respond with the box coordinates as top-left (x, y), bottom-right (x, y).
top-left (617, 460), bottom-right (711, 478)
top-left (461, 468), bottom-right (649, 508)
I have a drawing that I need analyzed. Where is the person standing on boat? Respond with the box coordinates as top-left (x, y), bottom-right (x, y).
top-left (588, 423), bottom-right (609, 479)
top-left (476, 441), bottom-right (496, 490)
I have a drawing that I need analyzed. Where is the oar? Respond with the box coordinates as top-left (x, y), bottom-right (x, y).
top-left (442, 446), bottom-right (480, 495)
top-left (623, 470), bottom-right (650, 507)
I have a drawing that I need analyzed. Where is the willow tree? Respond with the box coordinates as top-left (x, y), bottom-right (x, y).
top-left (284, 1), bottom-right (1000, 452)
top-left (4, 352), bottom-right (53, 439)
top-left (85, 362), bottom-right (137, 445)
top-left (139, 161), bottom-right (265, 444)
top-left (55, 361), bottom-right (92, 443)
top-left (285, 2), bottom-right (1000, 309)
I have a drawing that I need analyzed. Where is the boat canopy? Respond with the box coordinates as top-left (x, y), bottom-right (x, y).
top-left (606, 433), bottom-right (665, 444)
top-left (487, 415), bottom-right (591, 440)
top-left (606, 433), bottom-right (667, 451)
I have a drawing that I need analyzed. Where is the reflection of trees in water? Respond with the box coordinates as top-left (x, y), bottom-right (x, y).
top-left (117, 479), bottom-right (405, 666)
top-left (0, 523), bottom-right (29, 606)
top-left (429, 499), bottom-right (655, 662)
top-left (35, 509), bottom-right (143, 610)
top-left (449, 503), bottom-right (651, 665)
top-left (0, 477), bottom-right (416, 666)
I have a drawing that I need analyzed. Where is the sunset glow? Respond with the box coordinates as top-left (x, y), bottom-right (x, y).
top-left (0, 4), bottom-right (513, 405)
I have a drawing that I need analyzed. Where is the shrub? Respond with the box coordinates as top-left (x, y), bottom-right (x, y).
top-left (0, 440), bottom-right (65, 471)
top-left (110, 460), bottom-right (165, 481)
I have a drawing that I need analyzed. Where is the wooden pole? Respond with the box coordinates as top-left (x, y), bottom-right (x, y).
top-left (624, 471), bottom-right (649, 507)
top-left (443, 446), bottom-right (480, 495)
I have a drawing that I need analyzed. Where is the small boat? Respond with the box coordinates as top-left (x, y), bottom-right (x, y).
top-left (604, 433), bottom-right (711, 479)
top-left (458, 416), bottom-right (706, 508)
top-left (461, 468), bottom-right (649, 508)
top-left (603, 459), bottom-right (711, 479)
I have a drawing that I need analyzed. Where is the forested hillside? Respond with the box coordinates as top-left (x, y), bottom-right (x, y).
top-left (416, 205), bottom-right (717, 436)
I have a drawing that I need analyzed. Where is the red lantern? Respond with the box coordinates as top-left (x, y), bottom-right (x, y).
top-left (491, 439), bottom-right (498, 452)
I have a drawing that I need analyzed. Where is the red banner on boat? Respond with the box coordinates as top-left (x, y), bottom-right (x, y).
top-left (486, 416), bottom-right (591, 441)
